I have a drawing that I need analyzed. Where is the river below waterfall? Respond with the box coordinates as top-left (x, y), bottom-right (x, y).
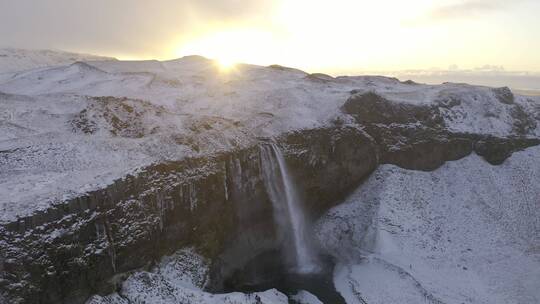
top-left (223, 250), bottom-right (345, 304)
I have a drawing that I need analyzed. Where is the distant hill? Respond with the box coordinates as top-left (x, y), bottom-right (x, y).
top-left (0, 48), bottom-right (115, 74)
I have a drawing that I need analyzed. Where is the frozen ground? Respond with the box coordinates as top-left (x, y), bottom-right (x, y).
top-left (0, 48), bottom-right (114, 75)
top-left (86, 248), bottom-right (322, 304)
top-left (1, 49), bottom-right (539, 224)
top-left (317, 146), bottom-right (540, 304)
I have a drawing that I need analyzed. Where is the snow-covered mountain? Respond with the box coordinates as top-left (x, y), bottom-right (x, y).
top-left (1, 55), bottom-right (538, 224)
top-left (0, 48), bottom-right (115, 74)
top-left (0, 50), bottom-right (539, 304)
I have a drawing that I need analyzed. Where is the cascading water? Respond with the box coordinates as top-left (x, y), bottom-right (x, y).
top-left (260, 142), bottom-right (319, 274)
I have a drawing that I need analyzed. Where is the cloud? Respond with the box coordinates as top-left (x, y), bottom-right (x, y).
top-left (430, 1), bottom-right (497, 19)
top-left (383, 67), bottom-right (540, 91)
top-left (428, 0), bottom-right (528, 19)
top-left (0, 0), bottom-right (274, 57)
top-left (187, 0), bottom-right (274, 19)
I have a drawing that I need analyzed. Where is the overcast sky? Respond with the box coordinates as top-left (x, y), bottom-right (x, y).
top-left (1, 0), bottom-right (539, 75)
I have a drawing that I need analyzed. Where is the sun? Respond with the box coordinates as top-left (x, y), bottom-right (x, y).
top-left (174, 28), bottom-right (280, 71)
top-left (216, 56), bottom-right (237, 71)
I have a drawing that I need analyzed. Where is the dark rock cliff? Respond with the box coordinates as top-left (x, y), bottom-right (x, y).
top-left (342, 91), bottom-right (540, 170)
top-left (0, 127), bottom-right (377, 304)
top-left (1, 91), bottom-right (539, 304)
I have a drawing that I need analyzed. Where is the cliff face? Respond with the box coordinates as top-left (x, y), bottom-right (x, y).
top-left (2, 107), bottom-right (537, 303)
top-left (315, 146), bottom-right (540, 304)
top-left (0, 126), bottom-right (378, 304)
top-left (342, 91), bottom-right (540, 170)
top-left (1, 53), bottom-right (540, 304)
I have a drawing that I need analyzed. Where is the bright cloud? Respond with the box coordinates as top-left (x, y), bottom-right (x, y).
top-left (0, 0), bottom-right (538, 73)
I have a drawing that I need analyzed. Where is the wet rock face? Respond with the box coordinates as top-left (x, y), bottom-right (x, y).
top-left (282, 127), bottom-right (378, 216)
top-left (208, 127), bottom-right (378, 290)
top-left (0, 127), bottom-right (376, 304)
top-left (343, 91), bottom-right (540, 170)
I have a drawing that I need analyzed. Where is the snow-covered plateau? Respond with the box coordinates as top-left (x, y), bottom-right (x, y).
top-left (0, 49), bottom-right (539, 304)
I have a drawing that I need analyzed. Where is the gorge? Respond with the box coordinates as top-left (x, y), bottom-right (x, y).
top-left (0, 50), bottom-right (539, 304)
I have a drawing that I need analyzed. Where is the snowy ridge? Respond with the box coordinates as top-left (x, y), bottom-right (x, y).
top-left (316, 146), bottom-right (540, 304)
top-left (0, 48), bottom-right (114, 74)
top-left (0, 49), bottom-right (539, 304)
top-left (0, 51), bottom-right (539, 225)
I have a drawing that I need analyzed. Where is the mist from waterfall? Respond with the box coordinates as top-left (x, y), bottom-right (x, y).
top-left (260, 142), bottom-right (319, 274)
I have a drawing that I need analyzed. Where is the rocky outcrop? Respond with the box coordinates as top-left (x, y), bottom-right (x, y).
top-left (1, 91), bottom-right (538, 304)
top-left (343, 91), bottom-right (540, 170)
top-left (0, 126), bottom-right (377, 304)
top-left (493, 86), bottom-right (515, 104)
top-left (342, 91), bottom-right (445, 128)
top-left (281, 127), bottom-right (378, 216)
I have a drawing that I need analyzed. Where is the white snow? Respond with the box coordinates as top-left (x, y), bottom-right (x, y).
top-left (317, 146), bottom-right (540, 304)
top-left (86, 248), bottom-right (289, 304)
top-left (291, 290), bottom-right (324, 304)
top-left (0, 49), bottom-right (539, 304)
top-left (0, 49), bottom-right (538, 224)
top-left (0, 48), bottom-right (114, 74)
top-left (435, 84), bottom-right (539, 136)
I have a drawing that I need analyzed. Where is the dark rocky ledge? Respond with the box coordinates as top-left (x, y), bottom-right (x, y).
top-left (0, 126), bottom-right (378, 304)
top-left (1, 92), bottom-right (539, 304)
top-left (343, 91), bottom-right (540, 170)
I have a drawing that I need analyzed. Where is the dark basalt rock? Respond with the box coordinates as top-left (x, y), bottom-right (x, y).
top-left (343, 91), bottom-right (540, 170)
top-left (0, 126), bottom-right (377, 304)
top-left (282, 127), bottom-right (378, 216)
top-left (305, 73), bottom-right (334, 83)
top-left (1, 89), bottom-right (538, 304)
top-left (474, 136), bottom-right (540, 165)
top-left (493, 87), bottom-right (515, 104)
top-left (71, 96), bottom-right (170, 138)
top-left (510, 104), bottom-right (537, 135)
top-left (364, 125), bottom-right (473, 171)
top-left (402, 80), bottom-right (419, 85)
top-left (342, 91), bottom-right (445, 128)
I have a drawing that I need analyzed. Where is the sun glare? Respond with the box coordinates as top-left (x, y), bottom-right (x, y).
top-left (174, 28), bottom-right (281, 69)
top-left (216, 57), bottom-right (237, 71)
top-left (168, 0), bottom-right (540, 74)
top-left (170, 1), bottom-right (436, 73)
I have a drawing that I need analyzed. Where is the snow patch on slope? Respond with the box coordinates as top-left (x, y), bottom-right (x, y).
top-left (434, 84), bottom-right (540, 136)
top-left (317, 146), bottom-right (540, 304)
top-left (0, 48), bottom-right (114, 74)
top-left (86, 248), bottom-right (289, 304)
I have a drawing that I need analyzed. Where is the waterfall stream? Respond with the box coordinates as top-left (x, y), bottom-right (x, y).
top-left (260, 142), bottom-right (319, 274)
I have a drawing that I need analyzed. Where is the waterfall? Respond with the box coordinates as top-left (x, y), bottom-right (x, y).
top-left (260, 142), bottom-right (319, 274)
